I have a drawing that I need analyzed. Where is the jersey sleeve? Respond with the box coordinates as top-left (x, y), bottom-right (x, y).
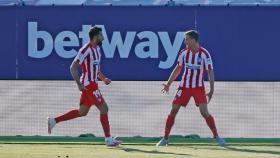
top-left (97, 46), bottom-right (102, 61)
top-left (177, 50), bottom-right (185, 66)
top-left (203, 52), bottom-right (214, 70)
top-left (74, 48), bottom-right (89, 65)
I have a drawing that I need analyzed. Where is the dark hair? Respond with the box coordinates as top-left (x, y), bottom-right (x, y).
top-left (89, 26), bottom-right (102, 40)
top-left (185, 30), bottom-right (199, 41)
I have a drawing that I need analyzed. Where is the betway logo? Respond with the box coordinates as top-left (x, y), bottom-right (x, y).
top-left (28, 22), bottom-right (184, 69)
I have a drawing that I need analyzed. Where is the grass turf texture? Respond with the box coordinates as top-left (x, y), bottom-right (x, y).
top-left (0, 136), bottom-right (279, 158)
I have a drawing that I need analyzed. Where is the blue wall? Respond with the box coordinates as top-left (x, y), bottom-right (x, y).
top-left (0, 6), bottom-right (279, 81)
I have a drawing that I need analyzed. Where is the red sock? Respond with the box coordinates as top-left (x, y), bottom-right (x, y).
top-left (205, 115), bottom-right (218, 138)
top-left (55, 109), bottom-right (80, 124)
top-left (164, 115), bottom-right (175, 140)
top-left (100, 114), bottom-right (111, 137)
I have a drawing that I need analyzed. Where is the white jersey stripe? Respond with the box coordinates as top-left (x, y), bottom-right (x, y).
top-left (191, 53), bottom-right (199, 88)
top-left (95, 48), bottom-right (100, 81)
top-left (185, 52), bottom-right (193, 88)
top-left (84, 57), bottom-right (89, 86)
top-left (92, 47), bottom-right (97, 82)
top-left (198, 54), bottom-right (204, 87)
top-left (95, 48), bottom-right (99, 81)
top-left (89, 48), bottom-right (94, 82)
top-left (97, 48), bottom-right (101, 73)
top-left (179, 52), bottom-right (187, 87)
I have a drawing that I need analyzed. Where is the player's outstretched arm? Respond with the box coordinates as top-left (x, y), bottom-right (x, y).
top-left (206, 69), bottom-right (215, 103)
top-left (98, 71), bottom-right (111, 85)
top-left (70, 60), bottom-right (86, 91)
top-left (162, 65), bottom-right (182, 93)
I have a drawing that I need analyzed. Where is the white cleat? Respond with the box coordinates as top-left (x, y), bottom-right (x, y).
top-left (105, 137), bottom-right (122, 147)
top-left (47, 117), bottom-right (56, 134)
top-left (156, 138), bottom-right (169, 146)
top-left (215, 136), bottom-right (226, 146)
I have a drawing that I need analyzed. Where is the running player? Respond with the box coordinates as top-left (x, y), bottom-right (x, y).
top-left (47, 26), bottom-right (122, 147)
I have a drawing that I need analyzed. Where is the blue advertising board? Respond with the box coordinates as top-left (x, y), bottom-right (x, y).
top-left (0, 7), bottom-right (16, 79)
top-left (0, 6), bottom-right (279, 81)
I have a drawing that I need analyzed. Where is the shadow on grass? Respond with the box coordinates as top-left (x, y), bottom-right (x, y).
top-left (114, 146), bottom-right (192, 156)
top-left (189, 146), bottom-right (280, 155)
top-left (224, 146), bottom-right (280, 155)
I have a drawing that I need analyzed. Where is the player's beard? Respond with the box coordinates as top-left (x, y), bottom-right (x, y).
top-left (97, 41), bottom-right (102, 46)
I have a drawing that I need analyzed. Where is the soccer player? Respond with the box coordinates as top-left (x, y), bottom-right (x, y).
top-left (156, 30), bottom-right (225, 146)
top-left (47, 26), bottom-right (122, 147)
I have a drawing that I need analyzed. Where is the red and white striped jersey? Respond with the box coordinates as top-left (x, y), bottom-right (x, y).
top-left (177, 47), bottom-right (213, 88)
top-left (74, 43), bottom-right (101, 86)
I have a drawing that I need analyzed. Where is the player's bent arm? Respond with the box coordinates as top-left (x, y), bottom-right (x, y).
top-left (207, 69), bottom-right (215, 93)
top-left (98, 71), bottom-right (111, 85)
top-left (166, 65), bottom-right (182, 87)
top-left (70, 60), bottom-right (82, 86)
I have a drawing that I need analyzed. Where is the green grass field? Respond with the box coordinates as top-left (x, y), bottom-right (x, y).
top-left (0, 136), bottom-right (279, 158)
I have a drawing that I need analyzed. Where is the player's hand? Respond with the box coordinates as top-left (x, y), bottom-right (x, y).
top-left (78, 83), bottom-right (87, 91)
top-left (161, 83), bottom-right (170, 94)
top-left (103, 78), bottom-right (111, 85)
top-left (206, 91), bottom-right (214, 103)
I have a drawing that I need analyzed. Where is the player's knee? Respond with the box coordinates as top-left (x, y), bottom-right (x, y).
top-left (200, 111), bottom-right (210, 118)
top-left (100, 105), bottom-right (108, 114)
top-left (103, 107), bottom-right (108, 114)
top-left (79, 111), bottom-right (88, 117)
